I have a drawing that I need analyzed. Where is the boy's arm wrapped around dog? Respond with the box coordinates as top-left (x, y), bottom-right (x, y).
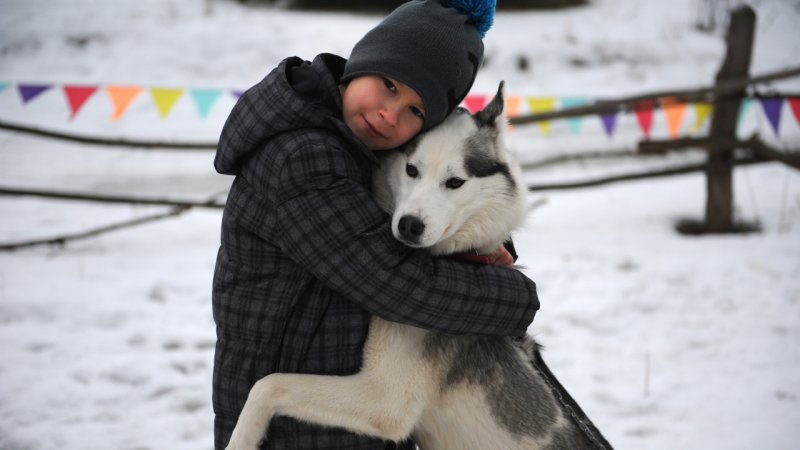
top-left (253, 138), bottom-right (537, 337)
top-left (214, 55), bottom-right (537, 340)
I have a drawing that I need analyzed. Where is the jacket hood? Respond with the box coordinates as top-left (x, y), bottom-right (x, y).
top-left (214, 53), bottom-right (371, 175)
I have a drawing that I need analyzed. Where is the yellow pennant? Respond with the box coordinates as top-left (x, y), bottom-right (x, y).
top-left (150, 88), bottom-right (184, 119)
top-left (691, 102), bottom-right (713, 133)
top-left (106, 86), bottom-right (143, 120)
top-left (527, 97), bottom-right (556, 135)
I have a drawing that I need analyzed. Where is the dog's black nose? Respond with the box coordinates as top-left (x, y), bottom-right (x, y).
top-left (398, 215), bottom-right (425, 241)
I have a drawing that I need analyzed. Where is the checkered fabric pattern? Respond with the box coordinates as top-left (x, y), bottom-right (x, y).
top-left (212, 54), bottom-right (539, 449)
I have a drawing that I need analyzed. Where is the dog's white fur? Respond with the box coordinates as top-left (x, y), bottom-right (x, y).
top-left (225, 85), bottom-right (597, 450)
top-left (372, 102), bottom-right (527, 258)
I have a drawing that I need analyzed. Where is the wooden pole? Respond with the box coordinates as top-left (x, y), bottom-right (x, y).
top-left (704, 6), bottom-right (756, 233)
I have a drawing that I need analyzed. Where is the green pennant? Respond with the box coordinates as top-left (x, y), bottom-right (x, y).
top-left (560, 97), bottom-right (589, 135)
top-left (190, 89), bottom-right (223, 119)
top-left (737, 98), bottom-right (753, 129)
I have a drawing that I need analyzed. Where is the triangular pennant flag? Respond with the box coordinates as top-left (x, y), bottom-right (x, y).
top-left (600, 112), bottom-right (617, 137)
top-left (759, 97), bottom-right (784, 136)
top-left (561, 97), bottom-right (589, 135)
top-left (0, 82), bottom-right (9, 94)
top-left (633, 99), bottom-right (656, 139)
top-left (63, 85), bottom-right (98, 120)
top-left (18, 84), bottom-right (53, 103)
top-left (661, 97), bottom-right (688, 139)
top-left (106, 85), bottom-right (143, 120)
top-left (737, 98), bottom-right (753, 128)
top-left (527, 97), bottom-right (556, 135)
top-left (789, 97), bottom-right (800, 125)
top-left (232, 89), bottom-right (245, 99)
top-left (505, 95), bottom-right (521, 118)
top-left (463, 95), bottom-right (486, 114)
top-left (150, 88), bottom-right (184, 119)
top-left (691, 102), bottom-right (713, 133)
top-left (190, 89), bottom-right (223, 119)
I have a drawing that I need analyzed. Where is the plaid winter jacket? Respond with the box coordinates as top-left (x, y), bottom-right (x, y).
top-left (212, 54), bottom-right (539, 449)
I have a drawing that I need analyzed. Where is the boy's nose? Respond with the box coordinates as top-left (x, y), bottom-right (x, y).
top-left (380, 105), bottom-right (399, 126)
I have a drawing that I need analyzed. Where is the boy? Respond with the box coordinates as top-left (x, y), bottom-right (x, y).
top-left (212, 1), bottom-right (539, 448)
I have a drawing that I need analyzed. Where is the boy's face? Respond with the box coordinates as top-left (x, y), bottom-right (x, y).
top-left (340, 75), bottom-right (426, 150)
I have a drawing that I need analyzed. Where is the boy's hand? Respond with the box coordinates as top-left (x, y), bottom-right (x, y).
top-left (487, 244), bottom-right (515, 267)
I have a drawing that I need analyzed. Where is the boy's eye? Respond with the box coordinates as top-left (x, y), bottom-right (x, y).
top-left (445, 177), bottom-right (465, 189)
top-left (406, 164), bottom-right (418, 178)
top-left (382, 77), bottom-right (397, 94)
top-left (410, 106), bottom-right (425, 121)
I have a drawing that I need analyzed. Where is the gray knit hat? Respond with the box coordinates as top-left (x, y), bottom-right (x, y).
top-left (342, 0), bottom-right (495, 130)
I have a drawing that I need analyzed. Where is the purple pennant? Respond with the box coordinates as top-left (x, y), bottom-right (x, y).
top-left (231, 89), bottom-right (244, 99)
top-left (759, 97), bottom-right (784, 136)
top-left (600, 112), bottom-right (617, 137)
top-left (18, 84), bottom-right (53, 103)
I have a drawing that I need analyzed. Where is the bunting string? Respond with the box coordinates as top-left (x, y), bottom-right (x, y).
top-left (1, 82), bottom-right (799, 139)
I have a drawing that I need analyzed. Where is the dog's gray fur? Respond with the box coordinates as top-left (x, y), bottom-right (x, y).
top-left (226, 83), bottom-right (612, 450)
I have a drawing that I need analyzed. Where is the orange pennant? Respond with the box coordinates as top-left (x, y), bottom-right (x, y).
top-left (63, 85), bottom-right (98, 119)
top-left (106, 86), bottom-right (143, 120)
top-left (661, 97), bottom-right (688, 139)
top-left (505, 95), bottom-right (521, 118)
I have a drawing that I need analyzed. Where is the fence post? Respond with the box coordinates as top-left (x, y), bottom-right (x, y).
top-left (704, 6), bottom-right (755, 233)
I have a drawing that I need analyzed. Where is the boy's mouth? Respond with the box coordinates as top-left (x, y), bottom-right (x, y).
top-left (363, 115), bottom-right (387, 140)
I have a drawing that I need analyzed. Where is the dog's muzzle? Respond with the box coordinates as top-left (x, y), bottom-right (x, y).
top-left (397, 215), bottom-right (425, 244)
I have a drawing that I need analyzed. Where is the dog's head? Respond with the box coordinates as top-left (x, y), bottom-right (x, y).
top-left (378, 82), bottom-right (528, 256)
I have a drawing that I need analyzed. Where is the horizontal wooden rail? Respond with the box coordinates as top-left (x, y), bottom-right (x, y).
top-left (509, 65), bottom-right (800, 125)
top-left (0, 186), bottom-right (226, 209)
top-left (0, 119), bottom-right (217, 150)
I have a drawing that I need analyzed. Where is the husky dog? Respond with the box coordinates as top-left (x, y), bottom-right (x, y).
top-left (226, 83), bottom-right (612, 450)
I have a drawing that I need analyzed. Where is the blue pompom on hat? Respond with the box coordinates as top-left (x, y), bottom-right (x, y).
top-left (342, 0), bottom-right (497, 130)
top-left (450, 0), bottom-right (495, 37)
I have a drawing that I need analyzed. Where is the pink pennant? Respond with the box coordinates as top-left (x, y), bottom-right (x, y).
top-left (786, 97), bottom-right (800, 125)
top-left (633, 100), bottom-right (656, 139)
top-left (463, 95), bottom-right (486, 114)
top-left (63, 85), bottom-right (98, 119)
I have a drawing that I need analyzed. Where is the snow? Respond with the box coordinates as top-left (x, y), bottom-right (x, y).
top-left (1, 0), bottom-right (799, 449)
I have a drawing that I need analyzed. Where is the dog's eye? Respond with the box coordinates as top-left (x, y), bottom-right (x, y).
top-left (445, 177), bottom-right (465, 189)
top-left (406, 164), bottom-right (418, 178)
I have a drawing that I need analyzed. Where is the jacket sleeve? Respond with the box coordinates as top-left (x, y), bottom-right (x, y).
top-left (266, 142), bottom-right (538, 337)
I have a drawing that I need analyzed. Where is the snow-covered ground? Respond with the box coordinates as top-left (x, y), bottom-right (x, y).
top-left (1, 0), bottom-right (799, 449)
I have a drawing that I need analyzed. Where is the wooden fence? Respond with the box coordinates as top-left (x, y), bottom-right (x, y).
top-left (1, 6), bottom-right (798, 248)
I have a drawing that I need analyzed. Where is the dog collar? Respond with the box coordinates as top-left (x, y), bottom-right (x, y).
top-left (451, 251), bottom-right (491, 265)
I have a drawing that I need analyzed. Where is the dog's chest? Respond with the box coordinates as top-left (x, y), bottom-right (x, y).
top-left (360, 317), bottom-right (431, 374)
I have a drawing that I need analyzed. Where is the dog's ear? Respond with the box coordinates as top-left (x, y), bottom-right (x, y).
top-left (475, 81), bottom-right (505, 128)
